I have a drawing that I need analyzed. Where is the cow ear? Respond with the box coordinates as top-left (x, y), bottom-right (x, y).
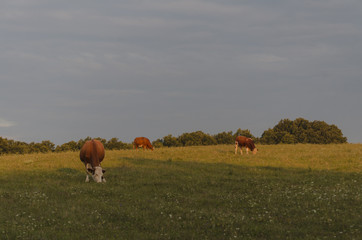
top-left (87, 168), bottom-right (95, 174)
top-left (102, 169), bottom-right (106, 173)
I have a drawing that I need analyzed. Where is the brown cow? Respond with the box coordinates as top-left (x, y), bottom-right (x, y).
top-left (133, 137), bottom-right (154, 151)
top-left (80, 139), bottom-right (106, 183)
top-left (235, 136), bottom-right (258, 155)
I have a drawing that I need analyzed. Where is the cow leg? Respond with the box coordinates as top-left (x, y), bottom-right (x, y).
top-left (235, 142), bottom-right (239, 154)
top-left (246, 147), bottom-right (249, 154)
top-left (240, 146), bottom-right (243, 155)
top-left (85, 163), bottom-right (91, 182)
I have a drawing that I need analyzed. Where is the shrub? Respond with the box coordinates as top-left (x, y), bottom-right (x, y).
top-left (260, 118), bottom-right (347, 144)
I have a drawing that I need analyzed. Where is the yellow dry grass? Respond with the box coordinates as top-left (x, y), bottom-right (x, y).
top-left (1, 144), bottom-right (361, 174)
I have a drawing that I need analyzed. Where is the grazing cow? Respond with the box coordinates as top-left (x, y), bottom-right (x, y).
top-left (235, 136), bottom-right (258, 155)
top-left (80, 139), bottom-right (106, 183)
top-left (133, 137), bottom-right (154, 151)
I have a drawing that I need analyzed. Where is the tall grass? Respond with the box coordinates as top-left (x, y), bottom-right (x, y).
top-left (0, 144), bottom-right (361, 239)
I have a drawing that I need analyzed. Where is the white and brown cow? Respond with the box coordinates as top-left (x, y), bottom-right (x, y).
top-left (80, 139), bottom-right (106, 183)
top-left (235, 136), bottom-right (258, 155)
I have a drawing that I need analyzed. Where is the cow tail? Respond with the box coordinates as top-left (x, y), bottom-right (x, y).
top-left (91, 140), bottom-right (99, 167)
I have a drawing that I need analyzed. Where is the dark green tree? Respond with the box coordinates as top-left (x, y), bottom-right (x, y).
top-left (152, 139), bottom-right (164, 148)
top-left (105, 138), bottom-right (122, 150)
top-left (213, 131), bottom-right (234, 144)
top-left (162, 134), bottom-right (181, 147)
top-left (260, 129), bottom-right (278, 144)
top-left (260, 118), bottom-right (347, 144)
top-left (55, 141), bottom-right (79, 152)
top-left (178, 131), bottom-right (217, 146)
top-left (280, 132), bottom-right (297, 144)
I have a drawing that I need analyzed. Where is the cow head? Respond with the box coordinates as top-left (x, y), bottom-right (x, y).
top-left (252, 148), bottom-right (258, 154)
top-left (87, 166), bottom-right (106, 183)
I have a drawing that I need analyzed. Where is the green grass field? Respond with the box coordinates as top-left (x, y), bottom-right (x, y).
top-left (1, 144), bottom-right (361, 239)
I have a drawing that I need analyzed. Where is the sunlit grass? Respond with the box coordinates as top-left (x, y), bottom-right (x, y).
top-left (0, 144), bottom-right (361, 239)
top-left (1, 144), bottom-right (361, 173)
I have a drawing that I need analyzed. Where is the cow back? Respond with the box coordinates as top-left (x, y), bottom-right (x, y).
top-left (235, 136), bottom-right (248, 146)
top-left (80, 140), bottom-right (105, 167)
top-left (133, 137), bottom-right (153, 150)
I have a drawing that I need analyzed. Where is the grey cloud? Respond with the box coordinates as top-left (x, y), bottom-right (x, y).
top-left (0, 118), bottom-right (15, 128)
top-left (0, 0), bottom-right (361, 144)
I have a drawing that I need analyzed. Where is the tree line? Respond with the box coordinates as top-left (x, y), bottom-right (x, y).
top-left (0, 118), bottom-right (347, 154)
top-left (153, 118), bottom-right (347, 147)
top-left (0, 137), bottom-right (132, 155)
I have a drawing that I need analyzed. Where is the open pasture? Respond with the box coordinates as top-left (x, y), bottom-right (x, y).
top-left (1, 144), bottom-right (361, 239)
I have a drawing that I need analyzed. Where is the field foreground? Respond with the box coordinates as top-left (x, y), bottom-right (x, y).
top-left (0, 144), bottom-right (361, 239)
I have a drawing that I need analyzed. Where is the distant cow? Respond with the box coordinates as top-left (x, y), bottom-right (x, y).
top-left (235, 136), bottom-right (258, 155)
top-left (133, 137), bottom-right (154, 151)
top-left (80, 139), bottom-right (106, 183)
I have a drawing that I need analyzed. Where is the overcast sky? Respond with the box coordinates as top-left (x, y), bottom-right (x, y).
top-left (1, 0), bottom-right (361, 145)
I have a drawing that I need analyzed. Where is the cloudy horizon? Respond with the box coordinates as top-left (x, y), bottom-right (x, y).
top-left (1, 0), bottom-right (361, 145)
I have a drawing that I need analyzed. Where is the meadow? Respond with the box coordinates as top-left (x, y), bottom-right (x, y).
top-left (0, 144), bottom-right (361, 239)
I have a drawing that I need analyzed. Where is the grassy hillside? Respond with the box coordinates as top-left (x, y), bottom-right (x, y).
top-left (0, 144), bottom-right (361, 239)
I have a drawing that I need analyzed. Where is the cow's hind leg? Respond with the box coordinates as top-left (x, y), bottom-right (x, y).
top-left (85, 175), bottom-right (90, 182)
top-left (235, 142), bottom-right (238, 154)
